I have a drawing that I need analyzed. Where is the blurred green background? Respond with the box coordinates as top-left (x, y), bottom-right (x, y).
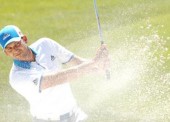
top-left (0, 0), bottom-right (170, 122)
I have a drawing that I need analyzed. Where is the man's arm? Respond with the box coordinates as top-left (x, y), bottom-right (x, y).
top-left (41, 59), bottom-right (96, 90)
top-left (40, 44), bottom-right (109, 91)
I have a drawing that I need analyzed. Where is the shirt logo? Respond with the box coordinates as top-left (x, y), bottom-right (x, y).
top-left (3, 33), bottom-right (10, 41)
top-left (51, 55), bottom-right (55, 61)
top-left (32, 78), bottom-right (38, 85)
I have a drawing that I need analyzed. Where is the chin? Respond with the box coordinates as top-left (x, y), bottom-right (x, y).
top-left (13, 56), bottom-right (22, 61)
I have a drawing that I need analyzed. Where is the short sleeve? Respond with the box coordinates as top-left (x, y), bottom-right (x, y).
top-left (9, 70), bottom-right (42, 100)
top-left (45, 38), bottom-right (74, 64)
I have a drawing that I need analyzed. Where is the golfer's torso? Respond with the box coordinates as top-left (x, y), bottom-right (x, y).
top-left (30, 51), bottom-right (76, 118)
top-left (10, 38), bottom-right (77, 118)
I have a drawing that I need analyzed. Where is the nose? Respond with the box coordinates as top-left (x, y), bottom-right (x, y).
top-left (13, 48), bottom-right (20, 55)
top-left (13, 46), bottom-right (19, 51)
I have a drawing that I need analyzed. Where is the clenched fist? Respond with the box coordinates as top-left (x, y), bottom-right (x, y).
top-left (93, 44), bottom-right (110, 72)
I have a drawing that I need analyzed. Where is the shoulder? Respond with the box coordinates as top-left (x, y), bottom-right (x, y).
top-left (9, 64), bottom-right (27, 77)
top-left (29, 37), bottom-right (59, 51)
top-left (9, 64), bottom-right (25, 83)
top-left (30, 37), bottom-right (56, 47)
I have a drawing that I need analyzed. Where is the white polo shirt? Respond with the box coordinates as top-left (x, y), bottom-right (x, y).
top-left (9, 38), bottom-right (86, 120)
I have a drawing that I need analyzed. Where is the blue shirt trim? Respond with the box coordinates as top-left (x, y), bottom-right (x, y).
top-left (62, 55), bottom-right (74, 64)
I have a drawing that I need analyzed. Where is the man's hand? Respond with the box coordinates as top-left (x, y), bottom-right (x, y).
top-left (93, 44), bottom-right (110, 72)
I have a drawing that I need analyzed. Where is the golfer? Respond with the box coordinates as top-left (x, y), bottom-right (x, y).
top-left (0, 25), bottom-right (109, 122)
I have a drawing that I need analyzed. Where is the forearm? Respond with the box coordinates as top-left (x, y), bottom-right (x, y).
top-left (41, 60), bottom-right (96, 90)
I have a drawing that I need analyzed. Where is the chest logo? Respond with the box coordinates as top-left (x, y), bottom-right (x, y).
top-left (51, 55), bottom-right (56, 61)
top-left (32, 78), bottom-right (38, 85)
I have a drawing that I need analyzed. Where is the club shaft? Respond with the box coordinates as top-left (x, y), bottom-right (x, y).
top-left (93, 0), bottom-right (104, 45)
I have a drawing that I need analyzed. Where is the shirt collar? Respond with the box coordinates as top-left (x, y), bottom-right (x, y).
top-left (13, 47), bottom-right (37, 69)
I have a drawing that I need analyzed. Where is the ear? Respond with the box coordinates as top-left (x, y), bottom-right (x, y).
top-left (22, 35), bottom-right (28, 44)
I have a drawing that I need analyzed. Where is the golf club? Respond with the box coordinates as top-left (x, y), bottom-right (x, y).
top-left (93, 0), bottom-right (110, 80)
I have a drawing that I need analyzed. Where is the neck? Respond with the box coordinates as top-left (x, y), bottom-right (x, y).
top-left (18, 48), bottom-right (35, 62)
top-left (27, 48), bottom-right (35, 62)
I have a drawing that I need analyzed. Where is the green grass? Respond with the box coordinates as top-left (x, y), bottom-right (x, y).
top-left (0, 0), bottom-right (170, 122)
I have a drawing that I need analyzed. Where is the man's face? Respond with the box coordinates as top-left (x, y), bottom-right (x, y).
top-left (4, 40), bottom-right (29, 60)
